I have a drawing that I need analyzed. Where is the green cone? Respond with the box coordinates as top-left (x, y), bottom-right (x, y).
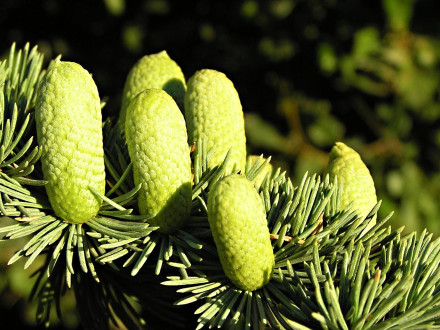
top-left (120, 51), bottom-right (186, 132)
top-left (125, 89), bottom-right (192, 234)
top-left (35, 60), bottom-right (105, 224)
top-left (208, 174), bottom-right (274, 291)
top-left (326, 142), bottom-right (377, 231)
top-left (184, 69), bottom-right (247, 173)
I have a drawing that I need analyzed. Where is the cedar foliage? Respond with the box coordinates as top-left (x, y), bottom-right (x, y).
top-left (1, 42), bottom-right (440, 330)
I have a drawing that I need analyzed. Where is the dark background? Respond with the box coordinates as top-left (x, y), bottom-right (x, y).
top-left (2, 0), bottom-right (440, 328)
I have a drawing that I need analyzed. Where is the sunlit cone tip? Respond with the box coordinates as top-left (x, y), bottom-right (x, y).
top-left (326, 141), bottom-right (377, 233)
top-left (329, 141), bottom-right (358, 160)
top-left (120, 50), bottom-right (186, 132)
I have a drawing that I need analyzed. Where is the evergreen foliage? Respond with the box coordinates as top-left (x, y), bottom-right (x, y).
top-left (1, 42), bottom-right (440, 330)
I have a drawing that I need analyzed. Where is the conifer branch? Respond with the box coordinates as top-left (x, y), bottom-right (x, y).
top-left (1, 41), bottom-right (440, 330)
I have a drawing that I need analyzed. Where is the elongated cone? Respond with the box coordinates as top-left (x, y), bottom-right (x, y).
top-left (35, 60), bottom-right (105, 224)
top-left (208, 174), bottom-right (274, 291)
top-left (120, 51), bottom-right (186, 132)
top-left (185, 69), bottom-right (246, 173)
top-left (326, 142), bottom-right (377, 232)
top-left (125, 89), bottom-right (192, 234)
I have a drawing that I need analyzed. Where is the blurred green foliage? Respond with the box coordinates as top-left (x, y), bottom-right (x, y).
top-left (0, 218), bottom-right (79, 329)
top-left (2, 0), bottom-right (440, 327)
